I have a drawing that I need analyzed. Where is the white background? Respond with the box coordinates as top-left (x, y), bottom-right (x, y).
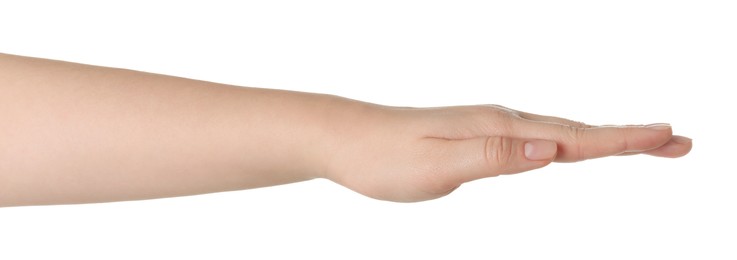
top-left (1, 0), bottom-right (735, 259)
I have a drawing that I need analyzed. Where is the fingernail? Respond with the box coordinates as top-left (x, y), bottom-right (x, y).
top-left (672, 136), bottom-right (692, 144)
top-left (524, 140), bottom-right (557, 161)
top-left (645, 123), bottom-right (672, 131)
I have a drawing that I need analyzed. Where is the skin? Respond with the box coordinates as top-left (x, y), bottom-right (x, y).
top-left (0, 53), bottom-right (692, 207)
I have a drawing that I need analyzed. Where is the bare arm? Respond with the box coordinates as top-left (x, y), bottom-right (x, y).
top-left (0, 53), bottom-right (691, 206)
top-left (0, 53), bottom-right (345, 206)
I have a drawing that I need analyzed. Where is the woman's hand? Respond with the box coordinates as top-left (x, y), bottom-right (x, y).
top-left (322, 101), bottom-right (692, 202)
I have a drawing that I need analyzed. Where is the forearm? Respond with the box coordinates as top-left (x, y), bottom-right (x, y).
top-left (0, 53), bottom-right (346, 206)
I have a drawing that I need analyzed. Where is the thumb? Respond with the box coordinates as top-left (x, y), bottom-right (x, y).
top-left (438, 137), bottom-right (558, 184)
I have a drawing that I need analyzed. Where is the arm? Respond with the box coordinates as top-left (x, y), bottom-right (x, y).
top-left (0, 53), bottom-right (691, 206)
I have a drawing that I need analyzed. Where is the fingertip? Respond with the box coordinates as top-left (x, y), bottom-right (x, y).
top-left (671, 137), bottom-right (693, 158)
top-left (623, 124), bottom-right (674, 153)
top-left (647, 135), bottom-right (693, 158)
top-left (673, 136), bottom-right (693, 157)
top-left (672, 135), bottom-right (692, 145)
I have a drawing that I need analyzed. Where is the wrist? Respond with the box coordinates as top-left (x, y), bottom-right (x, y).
top-left (306, 94), bottom-right (389, 181)
top-left (244, 90), bottom-right (382, 181)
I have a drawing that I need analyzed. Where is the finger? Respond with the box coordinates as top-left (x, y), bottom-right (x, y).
top-left (487, 105), bottom-right (592, 128)
top-left (508, 122), bottom-right (674, 162)
top-left (618, 135), bottom-right (693, 158)
top-left (437, 136), bottom-right (557, 184)
top-left (516, 111), bottom-right (592, 128)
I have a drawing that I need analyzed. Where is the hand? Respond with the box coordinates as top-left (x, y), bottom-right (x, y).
top-left (322, 103), bottom-right (692, 202)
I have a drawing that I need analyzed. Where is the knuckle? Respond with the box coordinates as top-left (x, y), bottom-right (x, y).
top-left (485, 104), bottom-right (517, 114)
top-left (484, 136), bottom-right (515, 170)
top-left (563, 125), bottom-right (588, 161)
top-left (486, 105), bottom-right (521, 119)
top-left (565, 125), bottom-right (587, 142)
top-left (475, 106), bottom-right (518, 136)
